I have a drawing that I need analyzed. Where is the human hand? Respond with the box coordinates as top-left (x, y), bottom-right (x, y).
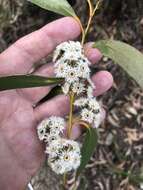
top-left (0, 17), bottom-right (113, 190)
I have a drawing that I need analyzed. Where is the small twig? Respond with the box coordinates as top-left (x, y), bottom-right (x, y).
top-left (81, 0), bottom-right (102, 45)
top-left (92, 0), bottom-right (102, 16)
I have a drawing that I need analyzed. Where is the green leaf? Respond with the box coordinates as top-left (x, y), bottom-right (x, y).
top-left (94, 40), bottom-right (143, 88)
top-left (28, 0), bottom-right (76, 17)
top-left (40, 86), bottom-right (62, 103)
top-left (0, 75), bottom-right (63, 91)
top-left (76, 127), bottom-right (98, 178)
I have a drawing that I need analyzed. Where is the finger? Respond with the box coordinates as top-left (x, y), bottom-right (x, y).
top-left (0, 17), bottom-right (81, 75)
top-left (34, 95), bottom-right (70, 122)
top-left (84, 42), bottom-right (102, 64)
top-left (92, 71), bottom-right (113, 96)
top-left (19, 43), bottom-right (103, 104)
top-left (18, 63), bottom-right (55, 104)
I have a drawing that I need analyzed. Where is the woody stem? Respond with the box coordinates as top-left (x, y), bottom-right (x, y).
top-left (67, 92), bottom-right (75, 138)
top-left (81, 0), bottom-right (101, 45)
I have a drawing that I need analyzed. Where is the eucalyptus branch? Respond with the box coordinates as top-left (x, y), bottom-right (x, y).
top-left (81, 0), bottom-right (102, 45)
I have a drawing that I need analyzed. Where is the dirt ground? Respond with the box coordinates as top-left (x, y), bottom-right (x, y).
top-left (0, 0), bottom-right (143, 190)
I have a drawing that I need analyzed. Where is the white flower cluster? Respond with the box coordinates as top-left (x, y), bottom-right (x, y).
top-left (53, 41), bottom-right (95, 95)
top-left (53, 41), bottom-right (102, 126)
top-left (37, 116), bottom-right (81, 174)
top-left (74, 95), bottom-right (102, 128)
top-left (46, 138), bottom-right (81, 174)
top-left (37, 116), bottom-right (65, 143)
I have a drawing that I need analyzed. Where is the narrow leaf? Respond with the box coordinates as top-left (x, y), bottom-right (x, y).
top-left (40, 86), bottom-right (62, 103)
top-left (28, 0), bottom-right (76, 17)
top-left (0, 75), bottom-right (63, 91)
top-left (76, 127), bottom-right (98, 177)
top-left (94, 40), bottom-right (143, 88)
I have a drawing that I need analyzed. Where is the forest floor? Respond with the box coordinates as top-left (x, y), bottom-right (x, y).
top-left (0, 0), bottom-right (143, 190)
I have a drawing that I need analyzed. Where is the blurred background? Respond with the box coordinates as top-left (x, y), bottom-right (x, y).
top-left (0, 0), bottom-right (143, 189)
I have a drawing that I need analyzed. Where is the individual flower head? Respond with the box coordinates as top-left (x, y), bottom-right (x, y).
top-left (53, 41), bottom-right (84, 62)
top-left (81, 108), bottom-right (95, 124)
top-left (75, 97), bottom-right (102, 128)
top-left (74, 97), bottom-right (88, 107)
top-left (48, 116), bottom-right (65, 132)
top-left (37, 116), bottom-right (66, 142)
top-left (54, 61), bottom-right (69, 78)
top-left (46, 138), bottom-right (81, 174)
top-left (64, 67), bottom-right (79, 83)
top-left (77, 58), bottom-right (91, 79)
top-left (88, 98), bottom-right (101, 111)
top-left (46, 135), bottom-right (60, 143)
top-left (81, 107), bottom-right (102, 128)
top-left (71, 81), bottom-right (86, 95)
top-left (62, 81), bottom-right (86, 95)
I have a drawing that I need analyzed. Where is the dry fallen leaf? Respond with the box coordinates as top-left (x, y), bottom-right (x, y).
top-left (124, 128), bottom-right (139, 145)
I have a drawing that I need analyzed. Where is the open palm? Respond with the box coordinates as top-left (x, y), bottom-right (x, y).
top-left (0, 17), bottom-right (113, 190)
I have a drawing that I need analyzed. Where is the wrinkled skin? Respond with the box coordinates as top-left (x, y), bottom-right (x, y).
top-left (0, 17), bottom-right (113, 190)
